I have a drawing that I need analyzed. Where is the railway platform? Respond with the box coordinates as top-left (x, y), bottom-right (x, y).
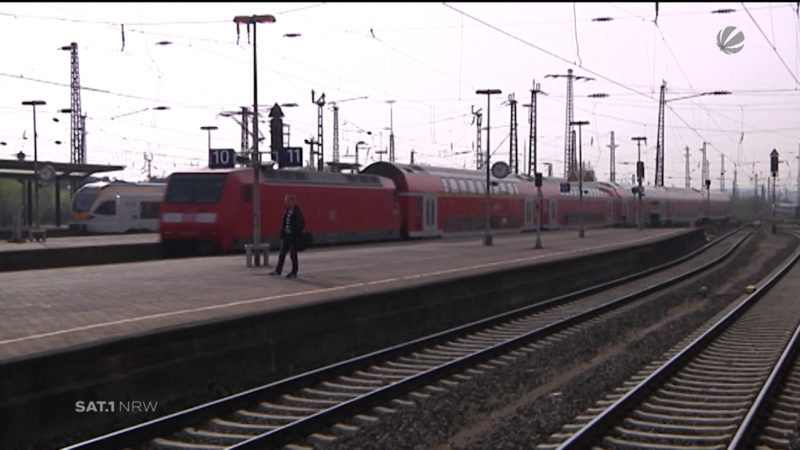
top-left (0, 232), bottom-right (161, 272)
top-left (0, 227), bottom-right (695, 362)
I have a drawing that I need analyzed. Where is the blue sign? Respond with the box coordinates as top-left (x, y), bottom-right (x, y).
top-left (209, 148), bottom-right (235, 169)
top-left (560, 183), bottom-right (570, 193)
top-left (279, 147), bottom-right (303, 168)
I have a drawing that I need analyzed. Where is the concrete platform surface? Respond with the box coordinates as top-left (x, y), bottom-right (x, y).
top-left (0, 228), bottom-right (692, 362)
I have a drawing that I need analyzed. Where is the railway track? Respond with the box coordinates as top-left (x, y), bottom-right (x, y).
top-left (63, 226), bottom-right (754, 450)
top-left (543, 229), bottom-right (800, 450)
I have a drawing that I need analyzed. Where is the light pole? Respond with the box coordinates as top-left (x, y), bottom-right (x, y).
top-left (234, 13), bottom-right (276, 266)
top-left (631, 136), bottom-right (647, 231)
top-left (200, 125), bottom-right (218, 152)
top-left (22, 100), bottom-right (46, 233)
top-left (476, 88), bottom-right (502, 246)
top-left (571, 120), bottom-right (589, 238)
top-left (386, 100), bottom-right (395, 162)
top-left (355, 141), bottom-right (366, 173)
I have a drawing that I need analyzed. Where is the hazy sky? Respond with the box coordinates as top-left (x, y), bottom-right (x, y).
top-left (2, 2), bottom-right (800, 192)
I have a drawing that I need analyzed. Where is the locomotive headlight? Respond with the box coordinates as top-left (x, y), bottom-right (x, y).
top-left (195, 213), bottom-right (217, 223)
top-left (162, 213), bottom-right (182, 223)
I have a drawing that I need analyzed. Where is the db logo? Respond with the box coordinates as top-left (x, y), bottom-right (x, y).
top-left (717, 26), bottom-right (744, 54)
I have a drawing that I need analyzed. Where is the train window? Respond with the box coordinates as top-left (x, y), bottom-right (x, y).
top-left (165, 174), bottom-right (227, 203)
top-left (448, 178), bottom-right (458, 193)
top-left (442, 179), bottom-right (450, 193)
top-left (72, 188), bottom-right (101, 213)
top-left (140, 201), bottom-right (161, 219)
top-left (457, 179), bottom-right (466, 193)
top-left (94, 200), bottom-right (117, 216)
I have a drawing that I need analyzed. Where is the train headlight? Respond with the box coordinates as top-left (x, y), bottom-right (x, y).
top-left (195, 213), bottom-right (217, 223)
top-left (162, 213), bottom-right (182, 223)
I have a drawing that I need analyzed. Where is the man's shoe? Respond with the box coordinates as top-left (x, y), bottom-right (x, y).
top-left (286, 273), bottom-right (297, 279)
top-left (268, 271), bottom-right (280, 276)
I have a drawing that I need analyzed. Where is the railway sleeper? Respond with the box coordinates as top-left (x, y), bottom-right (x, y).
top-left (622, 417), bottom-right (737, 435)
top-left (608, 426), bottom-right (731, 445)
top-left (151, 437), bottom-right (226, 450)
top-left (235, 408), bottom-right (308, 424)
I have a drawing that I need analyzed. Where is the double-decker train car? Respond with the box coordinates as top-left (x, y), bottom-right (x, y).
top-left (71, 181), bottom-right (166, 233)
top-left (362, 162), bottom-right (539, 237)
top-left (158, 161), bottom-right (732, 254)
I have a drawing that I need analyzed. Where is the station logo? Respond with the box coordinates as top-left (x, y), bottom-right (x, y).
top-left (717, 26), bottom-right (744, 54)
top-left (75, 400), bottom-right (158, 413)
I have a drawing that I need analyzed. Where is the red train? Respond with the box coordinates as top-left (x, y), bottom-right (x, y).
top-left (158, 162), bottom-right (732, 253)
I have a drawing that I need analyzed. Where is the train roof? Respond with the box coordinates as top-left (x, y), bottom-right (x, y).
top-left (77, 180), bottom-right (166, 190)
top-left (168, 167), bottom-right (394, 189)
top-left (363, 161), bottom-right (535, 182)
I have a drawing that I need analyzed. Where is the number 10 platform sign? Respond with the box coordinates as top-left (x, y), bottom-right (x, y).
top-left (209, 148), bottom-right (236, 169)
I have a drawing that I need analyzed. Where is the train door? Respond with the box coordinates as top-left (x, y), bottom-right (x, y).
top-left (621, 200), bottom-right (629, 225)
top-left (548, 199), bottom-right (557, 229)
top-left (606, 199), bottom-right (613, 225)
top-left (422, 193), bottom-right (438, 235)
top-left (524, 197), bottom-right (534, 229)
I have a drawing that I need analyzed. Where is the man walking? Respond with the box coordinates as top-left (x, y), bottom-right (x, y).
top-left (269, 194), bottom-right (305, 278)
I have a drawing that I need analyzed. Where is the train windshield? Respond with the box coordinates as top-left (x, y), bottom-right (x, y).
top-left (72, 187), bottom-right (102, 213)
top-left (165, 173), bottom-right (228, 203)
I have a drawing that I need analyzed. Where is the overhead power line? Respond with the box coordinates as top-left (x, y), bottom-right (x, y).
top-left (742, 2), bottom-right (800, 88)
top-left (442, 3), bottom-right (656, 101)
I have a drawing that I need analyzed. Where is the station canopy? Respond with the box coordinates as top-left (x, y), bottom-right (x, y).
top-left (0, 159), bottom-right (124, 182)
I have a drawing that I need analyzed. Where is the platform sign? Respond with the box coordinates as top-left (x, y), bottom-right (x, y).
top-left (209, 148), bottom-right (235, 169)
top-left (279, 147), bottom-right (303, 168)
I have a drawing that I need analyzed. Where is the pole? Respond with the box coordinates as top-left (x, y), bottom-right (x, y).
top-left (233, 14), bottom-right (275, 266)
top-left (632, 136), bottom-right (647, 231)
top-left (571, 120), bottom-right (590, 238)
top-left (536, 186), bottom-right (543, 248)
top-left (607, 131), bottom-right (618, 183)
top-left (22, 100), bottom-right (46, 232)
top-left (476, 89), bottom-right (502, 246)
top-left (535, 173), bottom-right (543, 249)
top-left (579, 125), bottom-right (585, 238)
top-left (251, 22), bottom-right (262, 264)
top-left (201, 126), bottom-right (217, 152)
top-left (485, 93), bottom-right (492, 246)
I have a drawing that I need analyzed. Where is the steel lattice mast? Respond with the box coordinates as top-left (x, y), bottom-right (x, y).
top-left (607, 131), bottom-right (618, 183)
top-left (472, 105), bottom-right (483, 170)
top-left (523, 80), bottom-right (546, 177)
top-left (312, 90), bottom-right (325, 171)
top-left (331, 104), bottom-right (339, 162)
top-left (546, 69), bottom-right (593, 178)
top-left (63, 42), bottom-right (85, 167)
top-left (507, 94), bottom-right (518, 173)
top-left (655, 80), bottom-right (667, 186)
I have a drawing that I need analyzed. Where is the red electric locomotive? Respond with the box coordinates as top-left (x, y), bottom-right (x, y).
top-left (159, 167), bottom-right (400, 253)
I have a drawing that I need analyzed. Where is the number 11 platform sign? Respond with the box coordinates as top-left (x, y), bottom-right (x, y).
top-left (279, 147), bottom-right (303, 168)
